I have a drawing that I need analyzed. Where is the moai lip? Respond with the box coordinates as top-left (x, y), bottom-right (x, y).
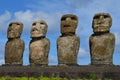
top-left (57, 14), bottom-right (80, 66)
top-left (29, 20), bottom-right (50, 66)
top-left (5, 22), bottom-right (25, 65)
top-left (89, 13), bottom-right (115, 65)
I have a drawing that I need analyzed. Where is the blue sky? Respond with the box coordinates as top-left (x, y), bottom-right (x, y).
top-left (0, 0), bottom-right (120, 65)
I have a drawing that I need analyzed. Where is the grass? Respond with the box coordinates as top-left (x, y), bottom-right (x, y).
top-left (0, 76), bottom-right (112, 80)
top-left (0, 76), bottom-right (67, 80)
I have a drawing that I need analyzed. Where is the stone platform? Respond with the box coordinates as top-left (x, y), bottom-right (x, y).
top-left (0, 65), bottom-right (120, 79)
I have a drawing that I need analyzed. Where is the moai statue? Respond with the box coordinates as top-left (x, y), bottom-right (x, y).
top-left (89, 13), bottom-right (115, 65)
top-left (5, 22), bottom-right (25, 65)
top-left (57, 14), bottom-right (80, 66)
top-left (29, 20), bottom-right (50, 66)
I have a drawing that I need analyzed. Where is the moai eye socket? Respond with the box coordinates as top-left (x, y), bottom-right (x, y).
top-left (40, 22), bottom-right (44, 25)
top-left (104, 15), bottom-right (109, 18)
top-left (94, 15), bottom-right (100, 19)
top-left (16, 23), bottom-right (20, 26)
top-left (32, 23), bottom-right (36, 26)
top-left (9, 23), bottom-right (12, 26)
top-left (71, 16), bottom-right (76, 20)
top-left (61, 17), bottom-right (66, 21)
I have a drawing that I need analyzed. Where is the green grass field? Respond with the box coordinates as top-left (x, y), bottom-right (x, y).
top-left (0, 76), bottom-right (112, 80)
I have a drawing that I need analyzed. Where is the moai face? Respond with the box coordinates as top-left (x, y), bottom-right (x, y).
top-left (92, 13), bottom-right (112, 33)
top-left (7, 22), bottom-right (23, 39)
top-left (31, 20), bottom-right (48, 38)
top-left (61, 14), bottom-right (78, 35)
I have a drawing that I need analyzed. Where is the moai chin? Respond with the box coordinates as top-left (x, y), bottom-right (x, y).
top-left (29, 20), bottom-right (50, 66)
top-left (5, 22), bottom-right (25, 65)
top-left (57, 14), bottom-right (80, 66)
top-left (89, 13), bottom-right (115, 65)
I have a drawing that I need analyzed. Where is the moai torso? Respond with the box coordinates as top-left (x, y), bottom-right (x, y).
top-left (57, 14), bottom-right (80, 66)
top-left (57, 36), bottom-right (80, 65)
top-left (5, 22), bottom-right (25, 65)
top-left (30, 38), bottom-right (50, 65)
top-left (29, 20), bottom-right (50, 66)
top-left (89, 13), bottom-right (115, 65)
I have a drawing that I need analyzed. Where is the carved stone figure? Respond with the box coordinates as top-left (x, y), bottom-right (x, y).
top-left (89, 13), bottom-right (115, 65)
top-left (5, 22), bottom-right (25, 65)
top-left (57, 14), bottom-right (80, 66)
top-left (29, 20), bottom-right (50, 66)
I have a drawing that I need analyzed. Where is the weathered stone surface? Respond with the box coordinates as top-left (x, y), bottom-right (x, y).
top-left (29, 20), bottom-right (50, 65)
top-left (29, 38), bottom-right (50, 65)
top-left (61, 14), bottom-right (78, 35)
top-left (92, 13), bottom-right (112, 33)
top-left (89, 13), bottom-right (115, 65)
top-left (57, 36), bottom-right (80, 65)
top-left (0, 65), bottom-right (120, 80)
top-left (5, 22), bottom-right (25, 65)
top-left (7, 22), bottom-right (23, 39)
top-left (57, 14), bottom-right (80, 66)
top-left (31, 20), bottom-right (48, 38)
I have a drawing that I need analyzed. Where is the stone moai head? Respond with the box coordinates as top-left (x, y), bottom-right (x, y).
top-left (61, 14), bottom-right (78, 35)
top-left (92, 13), bottom-right (112, 33)
top-left (31, 20), bottom-right (48, 38)
top-left (7, 22), bottom-right (23, 39)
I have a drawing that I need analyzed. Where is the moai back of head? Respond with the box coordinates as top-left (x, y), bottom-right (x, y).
top-left (5, 22), bottom-right (25, 65)
top-left (89, 13), bottom-right (115, 65)
top-left (57, 14), bottom-right (80, 66)
top-left (29, 20), bottom-right (50, 66)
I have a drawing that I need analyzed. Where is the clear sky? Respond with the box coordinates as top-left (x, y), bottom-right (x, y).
top-left (0, 0), bottom-right (120, 65)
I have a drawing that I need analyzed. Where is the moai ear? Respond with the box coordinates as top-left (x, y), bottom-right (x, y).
top-left (16, 22), bottom-right (23, 36)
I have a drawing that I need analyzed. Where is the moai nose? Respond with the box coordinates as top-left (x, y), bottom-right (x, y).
top-left (32, 27), bottom-right (37, 31)
top-left (66, 17), bottom-right (71, 21)
top-left (12, 24), bottom-right (16, 27)
top-left (98, 16), bottom-right (104, 24)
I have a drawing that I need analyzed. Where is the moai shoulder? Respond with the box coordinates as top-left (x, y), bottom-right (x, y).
top-left (57, 14), bottom-right (80, 66)
top-left (89, 13), bottom-right (115, 65)
top-left (5, 22), bottom-right (25, 65)
top-left (29, 20), bottom-right (50, 66)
